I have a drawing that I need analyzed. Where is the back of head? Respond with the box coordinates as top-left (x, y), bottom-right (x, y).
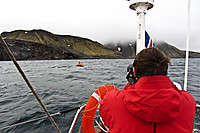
top-left (133, 47), bottom-right (170, 79)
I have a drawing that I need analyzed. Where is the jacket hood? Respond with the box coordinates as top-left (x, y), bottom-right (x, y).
top-left (124, 75), bottom-right (183, 123)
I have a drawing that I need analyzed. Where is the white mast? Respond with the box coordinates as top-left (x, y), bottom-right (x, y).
top-left (184, 0), bottom-right (191, 91)
top-left (129, 0), bottom-right (154, 54)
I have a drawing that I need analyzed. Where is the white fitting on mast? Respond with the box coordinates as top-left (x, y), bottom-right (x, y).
top-left (129, 0), bottom-right (154, 54)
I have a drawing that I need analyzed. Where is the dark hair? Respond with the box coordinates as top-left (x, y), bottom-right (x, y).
top-left (133, 47), bottom-right (170, 79)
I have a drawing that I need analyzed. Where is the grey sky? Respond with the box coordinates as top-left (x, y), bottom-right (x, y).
top-left (0, 0), bottom-right (199, 52)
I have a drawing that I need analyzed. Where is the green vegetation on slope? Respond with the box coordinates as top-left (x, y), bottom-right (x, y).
top-left (2, 29), bottom-right (122, 58)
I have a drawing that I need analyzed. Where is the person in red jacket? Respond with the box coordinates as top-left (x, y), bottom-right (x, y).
top-left (99, 47), bottom-right (196, 133)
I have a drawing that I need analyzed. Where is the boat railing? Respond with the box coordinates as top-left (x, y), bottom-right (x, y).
top-left (194, 104), bottom-right (200, 132)
top-left (68, 104), bottom-right (200, 133)
top-left (68, 105), bottom-right (86, 133)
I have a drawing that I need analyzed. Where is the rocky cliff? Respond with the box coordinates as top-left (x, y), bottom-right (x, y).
top-left (0, 30), bottom-right (122, 60)
top-left (105, 41), bottom-right (200, 58)
top-left (0, 29), bottom-right (200, 61)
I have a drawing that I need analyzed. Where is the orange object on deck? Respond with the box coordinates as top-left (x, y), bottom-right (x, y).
top-left (81, 62), bottom-right (84, 66)
top-left (81, 84), bottom-right (119, 133)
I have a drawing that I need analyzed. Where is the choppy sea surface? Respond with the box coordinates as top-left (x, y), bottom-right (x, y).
top-left (0, 59), bottom-right (199, 133)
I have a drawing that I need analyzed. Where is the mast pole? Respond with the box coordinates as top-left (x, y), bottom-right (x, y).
top-left (184, 0), bottom-right (191, 91)
top-left (129, 0), bottom-right (154, 54)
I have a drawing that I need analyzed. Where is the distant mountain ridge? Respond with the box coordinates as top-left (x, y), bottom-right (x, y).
top-left (0, 29), bottom-right (122, 60)
top-left (105, 41), bottom-right (200, 58)
top-left (0, 29), bottom-right (200, 60)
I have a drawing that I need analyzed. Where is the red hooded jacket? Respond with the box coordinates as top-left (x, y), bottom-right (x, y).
top-left (99, 75), bottom-right (196, 133)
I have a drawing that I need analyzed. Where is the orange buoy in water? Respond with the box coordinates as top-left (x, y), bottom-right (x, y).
top-left (76, 61), bottom-right (84, 67)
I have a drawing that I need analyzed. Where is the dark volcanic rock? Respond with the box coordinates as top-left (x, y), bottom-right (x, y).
top-left (1, 29), bottom-right (200, 61)
top-left (0, 39), bottom-right (81, 61)
top-left (0, 30), bottom-right (122, 60)
top-left (105, 41), bottom-right (200, 58)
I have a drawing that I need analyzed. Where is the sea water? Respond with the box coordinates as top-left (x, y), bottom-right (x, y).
top-left (0, 59), bottom-right (199, 133)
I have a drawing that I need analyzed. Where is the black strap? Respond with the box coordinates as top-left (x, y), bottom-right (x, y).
top-left (153, 122), bottom-right (156, 133)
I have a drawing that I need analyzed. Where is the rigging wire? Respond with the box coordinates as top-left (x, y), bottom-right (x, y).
top-left (0, 106), bottom-right (82, 131)
top-left (0, 113), bottom-right (60, 130)
top-left (184, 0), bottom-right (191, 91)
top-left (0, 35), bottom-right (61, 133)
top-left (184, 1), bottom-right (200, 131)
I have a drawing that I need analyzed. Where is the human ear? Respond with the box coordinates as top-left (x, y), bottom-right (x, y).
top-left (133, 67), bottom-right (137, 79)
